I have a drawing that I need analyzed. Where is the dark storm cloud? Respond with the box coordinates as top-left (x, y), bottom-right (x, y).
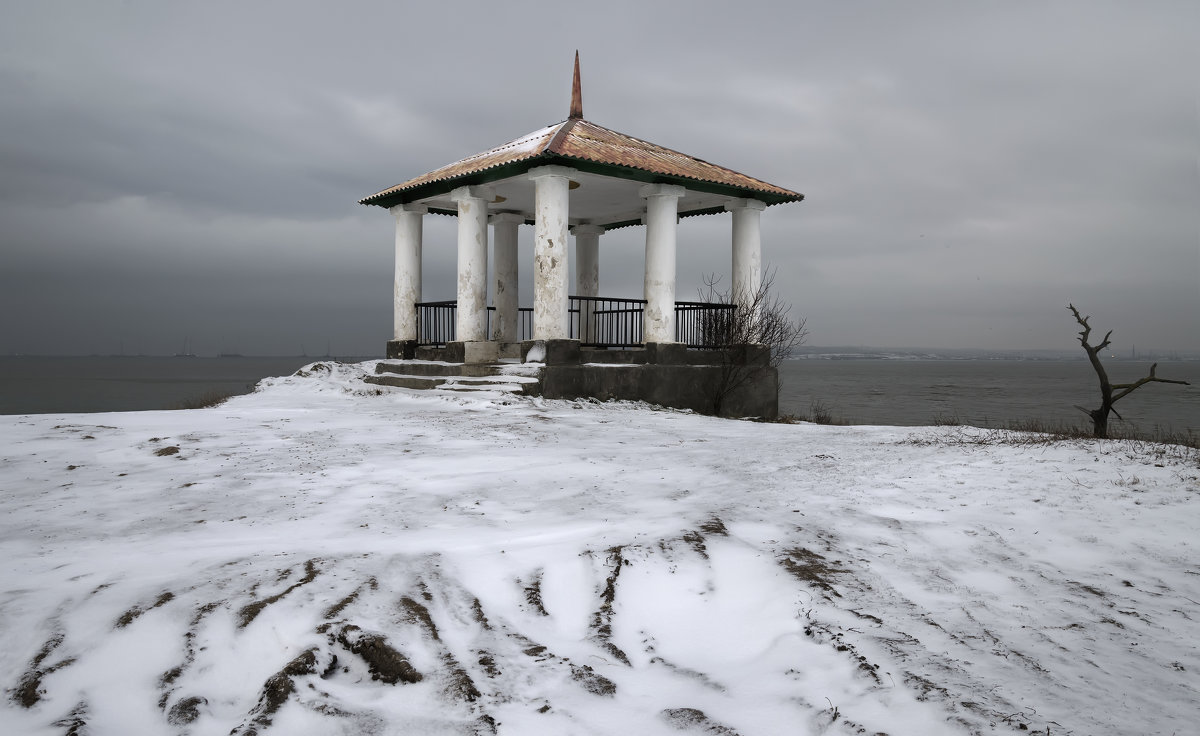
top-left (0, 0), bottom-right (1196, 355)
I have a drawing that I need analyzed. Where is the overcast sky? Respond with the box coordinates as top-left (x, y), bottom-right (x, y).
top-left (1, 1), bottom-right (1197, 356)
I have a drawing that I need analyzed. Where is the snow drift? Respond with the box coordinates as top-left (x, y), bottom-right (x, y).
top-left (1, 361), bottom-right (1196, 735)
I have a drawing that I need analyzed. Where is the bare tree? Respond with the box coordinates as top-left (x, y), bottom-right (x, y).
top-left (1068, 304), bottom-right (1189, 438)
top-left (699, 269), bottom-right (808, 415)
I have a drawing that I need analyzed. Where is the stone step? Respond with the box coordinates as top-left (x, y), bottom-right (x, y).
top-left (363, 374), bottom-right (447, 390)
top-left (437, 380), bottom-right (536, 395)
top-left (375, 360), bottom-right (494, 378)
top-left (365, 368), bottom-right (542, 396)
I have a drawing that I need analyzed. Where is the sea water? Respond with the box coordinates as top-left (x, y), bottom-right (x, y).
top-left (779, 359), bottom-right (1199, 434)
top-left (0, 356), bottom-right (317, 415)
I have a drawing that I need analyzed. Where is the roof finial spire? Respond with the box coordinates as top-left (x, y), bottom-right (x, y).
top-left (569, 50), bottom-right (583, 119)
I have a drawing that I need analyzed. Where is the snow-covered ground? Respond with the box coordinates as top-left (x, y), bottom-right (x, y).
top-left (1, 361), bottom-right (1197, 736)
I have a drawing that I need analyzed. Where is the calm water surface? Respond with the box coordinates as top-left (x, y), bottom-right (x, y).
top-left (779, 359), bottom-right (1199, 434)
top-left (0, 357), bottom-right (321, 414)
top-left (2, 356), bottom-right (1197, 434)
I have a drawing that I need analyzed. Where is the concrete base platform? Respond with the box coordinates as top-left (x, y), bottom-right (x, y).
top-left (380, 341), bottom-right (778, 419)
top-left (519, 340), bottom-right (777, 419)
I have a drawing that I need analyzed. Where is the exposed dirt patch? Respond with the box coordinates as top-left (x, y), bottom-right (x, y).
top-left (51, 701), bottom-right (88, 736)
top-left (905, 670), bottom-right (952, 702)
top-left (650, 657), bottom-right (725, 691)
top-left (660, 707), bottom-right (742, 734)
top-left (155, 446), bottom-right (180, 457)
top-left (157, 665), bottom-right (184, 710)
top-left (779, 547), bottom-right (846, 596)
top-left (680, 530), bottom-right (709, 559)
top-left (570, 664), bottom-right (617, 697)
top-left (1070, 581), bottom-right (1108, 598)
top-left (398, 595), bottom-right (439, 640)
top-left (416, 581), bottom-right (434, 602)
top-left (237, 559), bottom-right (320, 628)
top-left (801, 618), bottom-right (882, 685)
top-left (698, 517), bottom-right (729, 537)
top-left (157, 601), bottom-right (223, 710)
top-left (473, 714), bottom-right (498, 735)
top-left (233, 648), bottom-right (320, 736)
top-left (523, 571), bottom-right (549, 616)
top-left (477, 651), bottom-right (501, 678)
top-left (12, 632), bottom-right (74, 708)
top-left (470, 597), bottom-right (492, 630)
top-left (440, 651), bottom-right (481, 702)
top-left (115, 591), bottom-right (174, 629)
top-left (293, 362), bottom-right (332, 378)
top-left (328, 624), bottom-right (423, 685)
top-left (166, 695), bottom-right (207, 726)
top-left (322, 587), bottom-right (362, 620)
top-left (589, 546), bottom-right (631, 666)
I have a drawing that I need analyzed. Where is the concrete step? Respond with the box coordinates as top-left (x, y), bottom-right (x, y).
top-left (375, 360), bottom-right (494, 378)
top-left (363, 374), bottom-right (447, 390)
top-left (365, 364), bottom-right (543, 396)
top-left (437, 379), bottom-right (536, 395)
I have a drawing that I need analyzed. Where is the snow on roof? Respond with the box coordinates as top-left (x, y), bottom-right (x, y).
top-left (360, 118), bottom-right (803, 208)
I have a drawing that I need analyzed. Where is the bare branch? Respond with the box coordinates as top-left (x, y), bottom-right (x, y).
top-left (1068, 304), bottom-right (1112, 352)
top-left (1068, 304), bottom-right (1090, 345)
top-left (1111, 362), bottom-right (1191, 404)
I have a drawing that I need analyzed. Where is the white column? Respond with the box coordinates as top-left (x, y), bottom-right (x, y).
top-left (389, 203), bottom-right (426, 342)
top-left (572, 224), bottom-right (603, 343)
top-left (490, 213), bottom-right (523, 343)
top-left (641, 184), bottom-right (686, 344)
top-left (528, 166), bottom-right (574, 340)
top-left (449, 186), bottom-right (493, 343)
top-left (726, 198), bottom-right (766, 307)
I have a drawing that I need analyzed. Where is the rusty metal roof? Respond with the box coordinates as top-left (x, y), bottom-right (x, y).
top-left (553, 120), bottom-right (800, 200)
top-left (359, 117), bottom-right (803, 209)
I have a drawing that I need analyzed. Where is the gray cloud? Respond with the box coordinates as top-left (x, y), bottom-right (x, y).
top-left (1, 0), bottom-right (1196, 356)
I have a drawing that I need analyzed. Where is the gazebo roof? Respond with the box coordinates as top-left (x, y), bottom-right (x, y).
top-left (360, 56), bottom-right (804, 229)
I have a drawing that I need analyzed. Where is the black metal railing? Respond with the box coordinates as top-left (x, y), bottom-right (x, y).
top-left (569, 296), bottom-right (646, 348)
top-left (675, 300), bottom-right (737, 348)
top-left (416, 298), bottom-right (735, 349)
top-left (416, 302), bottom-right (534, 346)
top-left (416, 300), bottom-right (457, 346)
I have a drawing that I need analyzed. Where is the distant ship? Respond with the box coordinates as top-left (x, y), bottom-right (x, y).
top-left (174, 338), bottom-right (197, 358)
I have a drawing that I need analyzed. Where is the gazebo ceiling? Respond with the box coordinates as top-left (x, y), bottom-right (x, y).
top-left (359, 59), bottom-right (804, 230)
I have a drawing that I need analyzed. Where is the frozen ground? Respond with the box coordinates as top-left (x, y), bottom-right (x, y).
top-left (1, 361), bottom-right (1197, 735)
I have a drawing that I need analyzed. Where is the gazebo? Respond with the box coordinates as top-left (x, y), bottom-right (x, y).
top-left (360, 54), bottom-right (803, 416)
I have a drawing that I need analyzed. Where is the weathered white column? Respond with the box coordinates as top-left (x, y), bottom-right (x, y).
top-left (449, 185), bottom-right (493, 345)
top-left (490, 213), bottom-right (523, 344)
top-left (389, 203), bottom-right (426, 342)
top-left (641, 184), bottom-right (686, 344)
top-left (572, 224), bottom-right (603, 343)
top-left (528, 166), bottom-right (574, 340)
top-left (726, 198), bottom-right (766, 307)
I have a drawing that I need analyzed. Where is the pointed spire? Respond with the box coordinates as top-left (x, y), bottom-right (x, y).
top-left (569, 50), bottom-right (583, 119)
